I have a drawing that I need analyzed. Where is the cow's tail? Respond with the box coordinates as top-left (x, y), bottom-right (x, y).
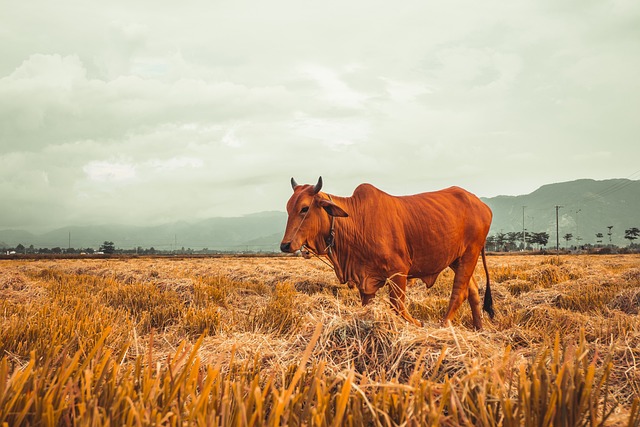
top-left (481, 247), bottom-right (495, 319)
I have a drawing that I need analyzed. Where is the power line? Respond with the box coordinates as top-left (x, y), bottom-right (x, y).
top-left (579, 169), bottom-right (640, 205)
top-left (582, 181), bottom-right (636, 204)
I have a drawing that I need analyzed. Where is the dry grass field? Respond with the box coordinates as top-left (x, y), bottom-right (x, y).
top-left (1, 254), bottom-right (639, 426)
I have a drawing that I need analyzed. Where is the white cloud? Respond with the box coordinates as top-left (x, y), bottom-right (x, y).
top-left (289, 112), bottom-right (370, 149)
top-left (299, 64), bottom-right (369, 109)
top-left (379, 77), bottom-right (431, 102)
top-left (0, 0), bottom-right (638, 229)
top-left (110, 20), bottom-right (148, 42)
top-left (0, 53), bottom-right (296, 153)
top-left (83, 161), bottom-right (136, 182)
top-left (146, 156), bottom-right (204, 171)
top-left (221, 126), bottom-right (244, 148)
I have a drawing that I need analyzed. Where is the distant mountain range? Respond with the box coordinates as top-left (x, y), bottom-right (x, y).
top-left (1, 179), bottom-right (638, 251)
top-left (481, 178), bottom-right (639, 246)
top-left (0, 212), bottom-right (287, 252)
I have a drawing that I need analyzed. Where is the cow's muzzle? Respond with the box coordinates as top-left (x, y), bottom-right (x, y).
top-left (280, 242), bottom-right (292, 253)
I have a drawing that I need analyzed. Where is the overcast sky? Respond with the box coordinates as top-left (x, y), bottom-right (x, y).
top-left (1, 0), bottom-right (639, 231)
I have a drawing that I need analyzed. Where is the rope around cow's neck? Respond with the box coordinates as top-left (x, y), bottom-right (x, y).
top-left (300, 244), bottom-right (335, 271)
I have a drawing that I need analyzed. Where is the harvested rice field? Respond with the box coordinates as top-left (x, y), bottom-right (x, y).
top-left (1, 254), bottom-right (639, 425)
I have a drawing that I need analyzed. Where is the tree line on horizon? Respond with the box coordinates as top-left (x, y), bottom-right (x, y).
top-left (3, 228), bottom-right (640, 256)
top-left (487, 227), bottom-right (640, 252)
top-left (2, 240), bottom-right (276, 256)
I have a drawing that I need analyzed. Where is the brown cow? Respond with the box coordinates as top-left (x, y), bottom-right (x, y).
top-left (280, 177), bottom-right (494, 330)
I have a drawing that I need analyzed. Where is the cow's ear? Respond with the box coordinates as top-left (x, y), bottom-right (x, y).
top-left (318, 199), bottom-right (349, 217)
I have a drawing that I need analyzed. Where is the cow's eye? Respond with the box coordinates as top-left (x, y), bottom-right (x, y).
top-left (300, 206), bottom-right (309, 214)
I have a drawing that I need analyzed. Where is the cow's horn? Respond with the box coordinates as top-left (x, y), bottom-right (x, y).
top-left (313, 176), bottom-right (323, 194)
top-left (291, 177), bottom-right (298, 189)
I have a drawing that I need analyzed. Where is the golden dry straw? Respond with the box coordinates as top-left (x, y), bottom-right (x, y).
top-left (1, 254), bottom-right (639, 425)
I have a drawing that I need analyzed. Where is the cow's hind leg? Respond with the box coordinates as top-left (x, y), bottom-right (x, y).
top-left (444, 250), bottom-right (484, 330)
top-left (388, 275), bottom-right (421, 327)
top-left (467, 275), bottom-right (483, 330)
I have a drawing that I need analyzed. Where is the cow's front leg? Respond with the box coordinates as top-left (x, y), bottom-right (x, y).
top-left (387, 274), bottom-right (421, 327)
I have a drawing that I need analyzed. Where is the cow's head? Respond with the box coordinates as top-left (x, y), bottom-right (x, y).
top-left (280, 176), bottom-right (348, 255)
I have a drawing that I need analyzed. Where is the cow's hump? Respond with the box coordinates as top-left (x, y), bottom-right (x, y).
top-left (352, 183), bottom-right (387, 197)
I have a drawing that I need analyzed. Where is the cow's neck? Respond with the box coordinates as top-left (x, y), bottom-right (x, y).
top-left (319, 194), bottom-right (362, 285)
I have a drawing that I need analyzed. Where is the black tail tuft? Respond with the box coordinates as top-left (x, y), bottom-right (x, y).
top-left (481, 247), bottom-right (495, 319)
top-left (483, 284), bottom-right (495, 319)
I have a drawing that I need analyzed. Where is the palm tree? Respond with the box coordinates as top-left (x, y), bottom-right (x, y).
top-left (563, 233), bottom-right (573, 249)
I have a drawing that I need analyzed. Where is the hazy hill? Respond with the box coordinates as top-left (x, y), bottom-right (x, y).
top-left (1, 179), bottom-right (638, 251)
top-left (1, 212), bottom-right (287, 252)
top-left (0, 229), bottom-right (37, 246)
top-left (482, 178), bottom-right (640, 246)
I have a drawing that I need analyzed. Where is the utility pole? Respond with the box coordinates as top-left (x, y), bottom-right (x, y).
top-left (556, 206), bottom-right (560, 252)
top-left (522, 206), bottom-right (526, 251)
top-left (68, 232), bottom-right (71, 250)
top-left (575, 209), bottom-right (582, 246)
